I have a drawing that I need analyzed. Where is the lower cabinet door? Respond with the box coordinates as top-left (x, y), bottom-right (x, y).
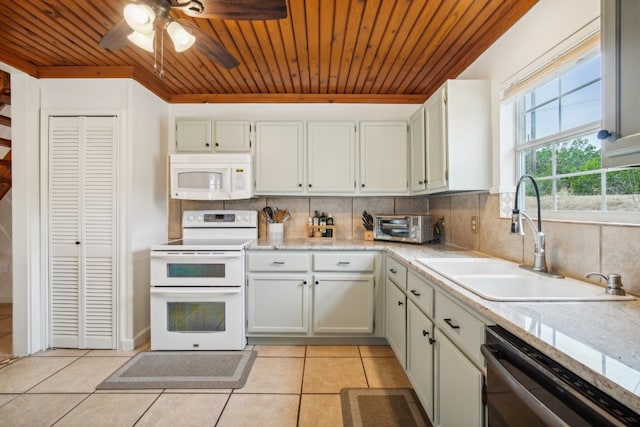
top-left (406, 301), bottom-right (435, 423)
top-left (385, 279), bottom-right (407, 367)
top-left (246, 274), bottom-right (309, 333)
top-left (435, 329), bottom-right (484, 427)
top-left (312, 274), bottom-right (375, 333)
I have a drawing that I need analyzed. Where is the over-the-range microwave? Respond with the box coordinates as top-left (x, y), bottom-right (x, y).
top-left (170, 153), bottom-right (253, 200)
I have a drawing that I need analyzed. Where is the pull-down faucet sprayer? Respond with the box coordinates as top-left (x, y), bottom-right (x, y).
top-left (511, 174), bottom-right (564, 278)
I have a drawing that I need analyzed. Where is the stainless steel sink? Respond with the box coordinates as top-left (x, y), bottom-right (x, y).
top-left (414, 257), bottom-right (635, 302)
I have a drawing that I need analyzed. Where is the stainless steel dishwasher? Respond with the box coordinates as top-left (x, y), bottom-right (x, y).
top-left (481, 325), bottom-right (640, 426)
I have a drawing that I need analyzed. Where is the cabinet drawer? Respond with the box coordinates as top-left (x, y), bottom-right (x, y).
top-left (435, 292), bottom-right (485, 366)
top-left (247, 252), bottom-right (309, 272)
top-left (407, 270), bottom-right (434, 319)
top-left (313, 253), bottom-right (375, 272)
top-left (386, 256), bottom-right (407, 288)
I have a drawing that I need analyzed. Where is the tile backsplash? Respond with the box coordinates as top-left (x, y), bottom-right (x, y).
top-left (430, 192), bottom-right (640, 297)
top-left (169, 196), bottom-right (430, 241)
top-left (169, 192), bottom-right (640, 296)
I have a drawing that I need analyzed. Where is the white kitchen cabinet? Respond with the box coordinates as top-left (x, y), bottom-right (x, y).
top-left (410, 107), bottom-right (427, 193)
top-left (246, 274), bottom-right (310, 333)
top-left (246, 250), bottom-right (382, 338)
top-left (359, 121), bottom-right (408, 194)
top-left (214, 120), bottom-right (251, 152)
top-left (313, 274), bottom-right (375, 333)
top-left (255, 121), bottom-right (304, 194)
top-left (407, 300), bottom-right (435, 422)
top-left (601, 0), bottom-right (640, 168)
top-left (175, 118), bottom-right (212, 152)
top-left (307, 121), bottom-right (356, 193)
top-left (435, 329), bottom-right (484, 427)
top-left (47, 116), bottom-right (117, 349)
top-left (385, 278), bottom-right (407, 367)
top-left (421, 80), bottom-right (491, 194)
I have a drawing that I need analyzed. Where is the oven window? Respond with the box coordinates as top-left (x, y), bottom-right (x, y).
top-left (167, 302), bottom-right (226, 332)
top-left (166, 263), bottom-right (225, 278)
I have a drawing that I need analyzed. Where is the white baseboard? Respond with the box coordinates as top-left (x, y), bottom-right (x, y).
top-left (121, 326), bottom-right (150, 351)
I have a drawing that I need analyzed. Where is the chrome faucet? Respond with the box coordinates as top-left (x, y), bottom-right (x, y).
top-left (510, 174), bottom-right (564, 278)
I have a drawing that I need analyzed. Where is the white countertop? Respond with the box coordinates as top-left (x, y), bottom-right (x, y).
top-left (247, 238), bottom-right (640, 413)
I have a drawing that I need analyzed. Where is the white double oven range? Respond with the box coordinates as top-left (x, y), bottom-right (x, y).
top-left (150, 210), bottom-right (258, 351)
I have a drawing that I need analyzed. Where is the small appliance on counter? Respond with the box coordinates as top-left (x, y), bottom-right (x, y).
top-left (373, 214), bottom-right (433, 244)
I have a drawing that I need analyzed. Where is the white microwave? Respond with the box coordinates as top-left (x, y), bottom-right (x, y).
top-left (170, 153), bottom-right (253, 200)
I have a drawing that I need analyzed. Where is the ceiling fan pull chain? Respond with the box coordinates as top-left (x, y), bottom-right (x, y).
top-left (159, 27), bottom-right (165, 78)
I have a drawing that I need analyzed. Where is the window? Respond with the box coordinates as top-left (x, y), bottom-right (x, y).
top-left (513, 51), bottom-right (640, 213)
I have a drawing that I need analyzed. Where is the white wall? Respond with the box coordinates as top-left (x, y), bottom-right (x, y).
top-left (458, 0), bottom-right (600, 194)
top-left (0, 103), bottom-right (12, 303)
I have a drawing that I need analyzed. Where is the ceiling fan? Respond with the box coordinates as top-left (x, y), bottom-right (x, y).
top-left (99, 0), bottom-right (287, 73)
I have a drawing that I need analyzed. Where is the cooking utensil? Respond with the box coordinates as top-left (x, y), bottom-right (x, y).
top-left (263, 206), bottom-right (274, 223)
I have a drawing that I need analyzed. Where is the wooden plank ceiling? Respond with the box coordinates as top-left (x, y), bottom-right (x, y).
top-left (0, 0), bottom-right (537, 103)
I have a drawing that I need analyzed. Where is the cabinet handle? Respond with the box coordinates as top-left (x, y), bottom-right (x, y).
top-left (205, 143), bottom-right (210, 147)
top-left (337, 261), bottom-right (350, 265)
top-left (389, 268), bottom-right (397, 274)
top-left (215, 142), bottom-right (219, 146)
top-left (308, 184), bottom-right (312, 187)
top-left (444, 318), bottom-right (460, 330)
top-left (410, 289), bottom-right (421, 297)
top-left (422, 330), bottom-right (429, 337)
top-left (302, 280), bottom-right (307, 285)
top-left (298, 183), bottom-right (303, 187)
top-left (429, 338), bottom-right (436, 345)
top-left (272, 261), bottom-right (285, 265)
top-left (75, 241), bottom-right (81, 245)
top-left (315, 280), bottom-right (319, 285)
top-left (361, 183), bottom-right (365, 188)
top-left (397, 301), bottom-right (403, 306)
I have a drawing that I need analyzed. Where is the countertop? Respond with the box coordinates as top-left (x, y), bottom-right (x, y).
top-left (247, 238), bottom-right (640, 413)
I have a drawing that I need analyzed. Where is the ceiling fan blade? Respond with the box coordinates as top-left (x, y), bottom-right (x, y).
top-left (184, 0), bottom-right (287, 20)
top-left (99, 20), bottom-right (132, 50)
top-left (178, 20), bottom-right (240, 69)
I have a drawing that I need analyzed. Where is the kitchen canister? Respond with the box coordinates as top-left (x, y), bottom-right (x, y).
top-left (267, 222), bottom-right (284, 243)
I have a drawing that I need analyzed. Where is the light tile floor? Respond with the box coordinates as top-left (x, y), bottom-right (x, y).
top-left (0, 343), bottom-right (421, 426)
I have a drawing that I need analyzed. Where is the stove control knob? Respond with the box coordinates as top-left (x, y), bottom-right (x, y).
top-left (243, 215), bottom-right (250, 223)
top-left (187, 215), bottom-right (195, 222)
top-left (197, 215), bottom-right (204, 222)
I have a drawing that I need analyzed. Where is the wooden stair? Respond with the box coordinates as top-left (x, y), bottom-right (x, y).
top-left (0, 70), bottom-right (10, 200)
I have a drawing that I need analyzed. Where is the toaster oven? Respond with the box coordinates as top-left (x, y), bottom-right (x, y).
top-left (373, 214), bottom-right (433, 244)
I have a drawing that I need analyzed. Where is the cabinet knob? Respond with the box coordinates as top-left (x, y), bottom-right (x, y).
top-left (302, 280), bottom-right (307, 285)
top-left (361, 183), bottom-right (365, 188)
top-left (298, 183), bottom-right (303, 187)
top-left (597, 130), bottom-right (612, 140)
top-left (308, 184), bottom-right (312, 188)
top-left (75, 241), bottom-right (80, 245)
top-left (418, 180), bottom-right (424, 185)
top-left (215, 142), bottom-right (219, 146)
top-left (205, 143), bottom-right (210, 147)
top-left (389, 268), bottom-right (397, 274)
top-left (315, 280), bottom-right (319, 285)
top-left (422, 330), bottom-right (429, 337)
top-left (429, 338), bottom-right (436, 345)
top-left (410, 289), bottom-right (421, 297)
top-left (397, 301), bottom-right (403, 306)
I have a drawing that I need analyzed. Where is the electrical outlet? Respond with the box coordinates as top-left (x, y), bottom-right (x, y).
top-left (471, 216), bottom-right (478, 234)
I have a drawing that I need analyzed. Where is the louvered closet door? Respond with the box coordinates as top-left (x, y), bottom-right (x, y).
top-left (49, 116), bottom-right (117, 349)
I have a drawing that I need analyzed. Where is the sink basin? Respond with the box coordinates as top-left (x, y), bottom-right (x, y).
top-left (415, 258), bottom-right (635, 302)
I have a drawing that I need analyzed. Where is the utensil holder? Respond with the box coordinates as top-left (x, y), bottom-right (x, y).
top-left (267, 223), bottom-right (284, 243)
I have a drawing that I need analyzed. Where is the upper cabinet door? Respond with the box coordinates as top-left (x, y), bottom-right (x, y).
top-left (359, 121), bottom-right (408, 194)
top-left (307, 121), bottom-right (356, 193)
top-left (425, 89), bottom-right (448, 192)
top-left (601, 0), bottom-right (640, 168)
top-left (410, 107), bottom-right (427, 194)
top-left (255, 121), bottom-right (304, 194)
top-left (214, 120), bottom-right (251, 152)
top-left (175, 118), bottom-right (212, 152)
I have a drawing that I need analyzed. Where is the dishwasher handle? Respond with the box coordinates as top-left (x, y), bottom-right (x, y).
top-left (481, 344), bottom-right (568, 427)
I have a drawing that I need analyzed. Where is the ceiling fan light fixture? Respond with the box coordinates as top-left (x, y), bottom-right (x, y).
top-left (124, 3), bottom-right (156, 34)
top-left (128, 30), bottom-right (155, 53)
top-left (166, 21), bottom-right (196, 52)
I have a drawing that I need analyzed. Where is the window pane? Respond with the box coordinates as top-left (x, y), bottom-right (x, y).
top-left (522, 146), bottom-right (553, 177)
top-left (561, 55), bottom-right (600, 93)
top-left (560, 81), bottom-right (601, 130)
top-left (606, 169), bottom-right (640, 212)
top-left (557, 174), bottom-right (602, 210)
top-left (525, 78), bottom-right (558, 110)
top-left (556, 134), bottom-right (601, 174)
top-left (522, 179), bottom-right (553, 211)
top-left (524, 100), bottom-right (559, 141)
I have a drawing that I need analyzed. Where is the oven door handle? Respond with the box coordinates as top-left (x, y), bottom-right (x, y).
top-left (151, 252), bottom-right (241, 259)
top-left (150, 288), bottom-right (241, 295)
top-left (481, 345), bottom-right (568, 427)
